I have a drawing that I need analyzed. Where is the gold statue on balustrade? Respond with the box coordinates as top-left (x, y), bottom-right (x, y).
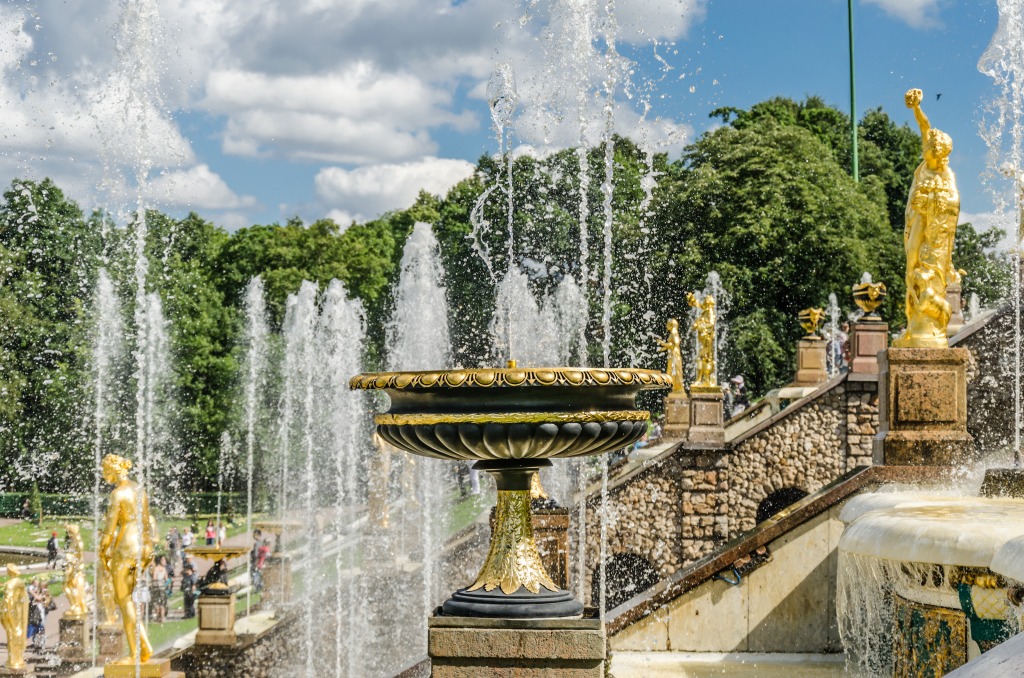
top-left (99, 454), bottom-right (158, 664)
top-left (62, 523), bottom-right (88, 620)
top-left (893, 87), bottom-right (964, 349)
top-left (687, 292), bottom-right (717, 390)
top-left (656, 318), bottom-right (685, 393)
top-left (1, 564), bottom-right (28, 671)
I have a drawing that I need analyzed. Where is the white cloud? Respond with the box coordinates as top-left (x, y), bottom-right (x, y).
top-left (315, 157), bottom-right (476, 222)
top-left (861, 0), bottom-right (944, 28)
top-left (145, 164), bottom-right (257, 211)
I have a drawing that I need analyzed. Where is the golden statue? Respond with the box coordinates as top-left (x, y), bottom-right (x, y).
top-left (894, 88), bottom-right (963, 348)
top-left (1, 564), bottom-right (28, 670)
top-left (62, 523), bottom-right (88, 620)
top-left (656, 318), bottom-right (685, 392)
top-left (687, 292), bottom-right (717, 389)
top-left (98, 454), bottom-right (157, 664)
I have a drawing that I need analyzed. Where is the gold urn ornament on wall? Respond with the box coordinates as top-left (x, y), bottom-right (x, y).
top-left (853, 277), bottom-right (888, 321)
top-left (799, 307), bottom-right (826, 339)
top-left (351, 362), bottom-right (671, 618)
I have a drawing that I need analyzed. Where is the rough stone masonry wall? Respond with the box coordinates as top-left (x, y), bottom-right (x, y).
top-left (955, 307), bottom-right (1014, 458)
top-left (577, 378), bottom-right (879, 605)
top-left (173, 614), bottom-right (300, 678)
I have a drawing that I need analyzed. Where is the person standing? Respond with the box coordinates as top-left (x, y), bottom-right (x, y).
top-left (180, 563), bottom-right (197, 620)
top-left (46, 532), bottom-right (58, 569)
top-left (181, 526), bottom-right (194, 560)
top-left (150, 557), bottom-right (168, 623)
top-left (165, 527), bottom-right (181, 576)
top-left (204, 520), bottom-right (216, 546)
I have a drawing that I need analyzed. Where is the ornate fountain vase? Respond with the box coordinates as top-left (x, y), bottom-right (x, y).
top-left (351, 366), bottom-right (671, 618)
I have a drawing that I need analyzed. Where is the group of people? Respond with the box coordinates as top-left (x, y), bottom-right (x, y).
top-left (25, 579), bottom-right (54, 650)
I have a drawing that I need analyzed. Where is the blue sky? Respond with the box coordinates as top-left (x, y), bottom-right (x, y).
top-left (0, 0), bottom-right (1013, 234)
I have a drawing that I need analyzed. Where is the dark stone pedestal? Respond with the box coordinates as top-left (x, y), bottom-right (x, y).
top-left (104, 658), bottom-right (183, 677)
top-left (533, 508), bottom-right (570, 591)
top-left (850, 321), bottom-right (888, 376)
top-left (196, 592), bottom-right (237, 646)
top-left (793, 338), bottom-right (828, 386)
top-left (687, 388), bottom-right (725, 448)
top-left (428, 615), bottom-right (606, 677)
top-left (96, 624), bottom-right (125, 663)
top-left (981, 468), bottom-right (1024, 499)
top-left (58, 616), bottom-right (91, 664)
top-left (662, 392), bottom-right (689, 440)
top-left (260, 555), bottom-right (292, 610)
top-left (874, 348), bottom-right (974, 465)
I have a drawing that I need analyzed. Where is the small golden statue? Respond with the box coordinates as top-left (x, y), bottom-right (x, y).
top-left (62, 523), bottom-right (88, 620)
top-left (894, 88), bottom-right (963, 348)
top-left (656, 318), bottom-right (685, 392)
top-left (687, 292), bottom-right (717, 389)
top-left (1, 564), bottom-right (28, 671)
top-left (799, 307), bottom-right (826, 338)
top-left (99, 454), bottom-right (158, 664)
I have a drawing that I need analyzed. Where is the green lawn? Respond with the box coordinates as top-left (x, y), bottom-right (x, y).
top-left (0, 518), bottom-right (98, 551)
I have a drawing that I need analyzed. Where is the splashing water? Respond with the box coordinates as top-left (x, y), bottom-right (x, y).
top-left (241, 276), bottom-right (269, 617)
top-left (825, 292), bottom-right (842, 378)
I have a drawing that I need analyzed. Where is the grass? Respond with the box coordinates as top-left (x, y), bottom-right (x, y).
top-left (0, 518), bottom-right (98, 551)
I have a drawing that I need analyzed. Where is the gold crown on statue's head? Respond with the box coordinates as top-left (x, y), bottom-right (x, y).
top-left (798, 307), bottom-right (825, 338)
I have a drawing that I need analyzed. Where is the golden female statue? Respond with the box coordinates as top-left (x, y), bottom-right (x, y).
top-left (894, 88), bottom-right (962, 348)
top-left (656, 318), bottom-right (685, 392)
top-left (62, 523), bottom-right (88, 620)
top-left (98, 454), bottom-right (158, 663)
top-left (1, 564), bottom-right (28, 670)
top-left (688, 292), bottom-right (717, 388)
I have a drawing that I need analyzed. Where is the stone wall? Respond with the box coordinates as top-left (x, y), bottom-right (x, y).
top-left (953, 307), bottom-right (1016, 460)
top-left (172, 614), bottom-right (300, 678)
top-left (578, 377), bottom-right (879, 606)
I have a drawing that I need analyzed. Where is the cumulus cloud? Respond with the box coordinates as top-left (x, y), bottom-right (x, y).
top-left (145, 164), bottom-right (257, 211)
top-left (861, 0), bottom-right (944, 28)
top-left (315, 157), bottom-right (476, 222)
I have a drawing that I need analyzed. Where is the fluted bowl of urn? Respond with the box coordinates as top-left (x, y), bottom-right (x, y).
top-left (351, 363), bottom-right (671, 618)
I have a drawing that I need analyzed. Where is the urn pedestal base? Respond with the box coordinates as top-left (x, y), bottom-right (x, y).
top-left (850, 321), bottom-right (888, 376)
top-left (103, 658), bottom-right (183, 678)
top-left (687, 388), bottom-right (725, 448)
top-left (195, 592), bottom-right (237, 646)
top-left (58, 616), bottom-right (91, 664)
top-left (662, 392), bottom-right (689, 440)
top-left (874, 347), bottom-right (974, 466)
top-left (428, 615), bottom-right (606, 677)
top-left (793, 338), bottom-right (829, 386)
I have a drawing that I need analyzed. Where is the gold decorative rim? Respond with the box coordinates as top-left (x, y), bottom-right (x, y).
top-left (375, 410), bottom-right (650, 426)
top-left (350, 367), bottom-right (673, 391)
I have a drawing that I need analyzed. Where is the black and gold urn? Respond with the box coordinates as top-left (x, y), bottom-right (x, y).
top-left (351, 363), bottom-right (671, 618)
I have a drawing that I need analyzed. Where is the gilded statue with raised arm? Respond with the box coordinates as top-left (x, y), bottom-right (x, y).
top-left (62, 523), bottom-right (88, 620)
top-left (688, 292), bottom-right (717, 389)
top-left (893, 88), bottom-right (964, 348)
top-left (1, 564), bottom-right (28, 670)
top-left (98, 453), bottom-right (158, 664)
top-left (656, 318), bottom-right (685, 392)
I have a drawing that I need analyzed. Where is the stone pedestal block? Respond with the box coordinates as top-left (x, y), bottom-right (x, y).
top-left (428, 616), bottom-right (606, 677)
top-left (874, 347), bottom-right (974, 466)
top-left (793, 338), bottom-right (828, 386)
top-left (104, 658), bottom-right (182, 678)
top-left (850, 321), bottom-right (888, 376)
top-left (687, 388), bottom-right (725, 448)
top-left (260, 555), bottom-right (292, 609)
top-left (96, 624), bottom-right (125, 663)
top-left (195, 592), bottom-right (237, 646)
top-left (662, 392), bottom-right (689, 440)
top-left (980, 468), bottom-right (1024, 499)
top-left (533, 508), bottom-right (570, 591)
top-left (947, 282), bottom-right (965, 336)
top-left (58, 616), bottom-right (91, 664)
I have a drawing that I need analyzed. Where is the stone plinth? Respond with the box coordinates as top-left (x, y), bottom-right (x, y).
top-left (96, 624), bottom-right (125, 663)
top-left (662, 392), bottom-right (689, 440)
top-left (850, 321), bottom-right (888, 376)
top-left (793, 338), bottom-right (828, 386)
top-left (260, 555), bottom-right (292, 609)
top-left (947, 282), bottom-right (965, 336)
top-left (980, 468), bottom-right (1024, 499)
top-left (104, 658), bottom-right (183, 678)
top-left (58, 616), bottom-right (91, 664)
top-left (687, 388), bottom-right (725, 448)
top-left (428, 615), bottom-right (606, 677)
top-left (874, 347), bottom-right (974, 466)
top-left (196, 592), bottom-right (237, 646)
top-left (533, 508), bottom-right (570, 591)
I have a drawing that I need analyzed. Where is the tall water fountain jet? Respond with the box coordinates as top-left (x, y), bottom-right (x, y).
top-left (825, 292), bottom-right (842, 377)
top-left (241, 276), bottom-right (269, 615)
top-left (388, 222), bottom-right (454, 658)
top-left (980, 0), bottom-right (1024, 468)
top-left (136, 291), bottom-right (175, 510)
